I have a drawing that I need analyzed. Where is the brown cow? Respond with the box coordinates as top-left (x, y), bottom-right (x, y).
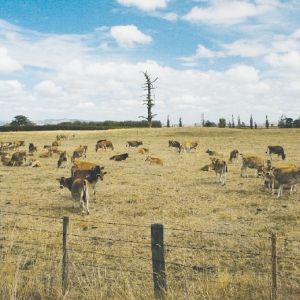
top-left (52, 140), bottom-right (62, 147)
top-left (210, 157), bottom-right (227, 185)
top-left (110, 153), bottom-right (129, 161)
top-left (40, 151), bottom-right (53, 158)
top-left (59, 177), bottom-right (93, 214)
top-left (10, 151), bottom-right (26, 166)
top-left (72, 165), bottom-right (107, 196)
top-left (72, 145), bottom-right (88, 160)
top-left (180, 141), bottom-right (198, 153)
top-left (240, 154), bottom-right (264, 177)
top-left (95, 140), bottom-right (114, 151)
top-left (28, 143), bottom-right (38, 156)
top-left (229, 149), bottom-right (239, 164)
top-left (200, 163), bottom-right (215, 171)
top-left (145, 156), bottom-right (163, 165)
top-left (57, 151), bottom-right (70, 168)
top-left (126, 141), bottom-right (143, 148)
top-left (137, 147), bottom-right (149, 154)
top-left (206, 149), bottom-right (223, 157)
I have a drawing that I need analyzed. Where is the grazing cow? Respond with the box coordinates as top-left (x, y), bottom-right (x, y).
top-left (72, 165), bottom-right (106, 196)
top-left (145, 156), bottom-right (163, 165)
top-left (266, 166), bottom-right (300, 198)
top-left (229, 149), bottom-right (239, 163)
top-left (137, 147), bottom-right (149, 154)
top-left (206, 149), bottom-right (223, 157)
top-left (40, 151), bottom-right (53, 158)
top-left (179, 141), bottom-right (198, 153)
top-left (59, 177), bottom-right (92, 214)
top-left (240, 154), bottom-right (264, 177)
top-left (168, 140), bottom-right (181, 151)
top-left (57, 151), bottom-right (70, 168)
top-left (210, 157), bottom-right (227, 185)
top-left (95, 140), bottom-right (114, 151)
top-left (258, 164), bottom-right (297, 195)
top-left (110, 153), bottom-right (129, 161)
top-left (72, 145), bottom-right (88, 160)
top-left (27, 158), bottom-right (41, 167)
top-left (13, 141), bottom-right (25, 149)
top-left (10, 151), bottom-right (26, 166)
top-left (28, 143), bottom-right (38, 156)
top-left (52, 140), bottom-right (62, 147)
top-left (126, 141), bottom-right (143, 148)
top-left (200, 163), bottom-right (215, 171)
top-left (266, 145), bottom-right (286, 160)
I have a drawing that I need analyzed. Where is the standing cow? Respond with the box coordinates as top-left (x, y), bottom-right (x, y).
top-left (266, 145), bottom-right (286, 160)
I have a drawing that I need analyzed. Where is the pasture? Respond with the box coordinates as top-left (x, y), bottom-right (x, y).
top-left (0, 127), bottom-right (300, 299)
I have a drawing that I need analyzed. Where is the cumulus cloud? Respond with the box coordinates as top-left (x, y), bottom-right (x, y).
top-left (117, 0), bottom-right (168, 11)
top-left (110, 25), bottom-right (152, 48)
top-left (0, 47), bottom-right (23, 73)
top-left (34, 80), bottom-right (64, 97)
top-left (223, 40), bottom-right (270, 57)
top-left (265, 51), bottom-right (300, 71)
top-left (179, 44), bottom-right (223, 63)
top-left (182, 1), bottom-right (271, 25)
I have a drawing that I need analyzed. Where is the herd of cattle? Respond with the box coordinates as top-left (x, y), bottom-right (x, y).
top-left (1, 137), bottom-right (299, 214)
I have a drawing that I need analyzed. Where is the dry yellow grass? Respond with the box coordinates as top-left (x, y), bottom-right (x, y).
top-left (0, 127), bottom-right (300, 299)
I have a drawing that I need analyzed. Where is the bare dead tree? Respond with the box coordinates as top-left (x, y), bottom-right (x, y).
top-left (139, 71), bottom-right (158, 128)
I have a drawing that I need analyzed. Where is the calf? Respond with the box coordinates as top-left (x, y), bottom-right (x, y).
top-left (266, 145), bottom-right (286, 160)
top-left (240, 154), bottom-right (264, 177)
top-left (57, 151), bottom-right (70, 168)
top-left (59, 177), bottom-right (92, 214)
top-left (72, 165), bottom-right (106, 196)
top-left (145, 156), bottom-right (163, 165)
top-left (126, 141), bottom-right (143, 148)
top-left (229, 149), bottom-right (239, 163)
top-left (210, 157), bottom-right (227, 185)
top-left (110, 153), bottom-right (129, 161)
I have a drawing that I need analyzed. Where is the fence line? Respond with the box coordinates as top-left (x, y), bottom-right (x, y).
top-left (1, 209), bottom-right (299, 299)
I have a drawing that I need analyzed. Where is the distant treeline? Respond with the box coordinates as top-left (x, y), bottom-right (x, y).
top-left (0, 120), bottom-right (162, 132)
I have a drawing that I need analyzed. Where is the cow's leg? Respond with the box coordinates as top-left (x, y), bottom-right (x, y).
top-left (277, 184), bottom-right (283, 198)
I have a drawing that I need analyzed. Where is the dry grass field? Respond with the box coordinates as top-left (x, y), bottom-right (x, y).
top-left (0, 127), bottom-right (300, 299)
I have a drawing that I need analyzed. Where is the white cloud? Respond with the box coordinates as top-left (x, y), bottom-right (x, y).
top-left (117, 0), bottom-right (168, 11)
top-left (180, 44), bottom-right (223, 63)
top-left (110, 25), bottom-right (152, 48)
top-left (34, 80), bottom-right (64, 97)
top-left (265, 51), bottom-right (300, 71)
top-left (0, 47), bottom-right (23, 73)
top-left (223, 40), bottom-right (270, 57)
top-left (182, 1), bottom-right (273, 25)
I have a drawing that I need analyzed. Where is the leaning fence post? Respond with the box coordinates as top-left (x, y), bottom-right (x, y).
top-left (62, 216), bottom-right (69, 295)
top-left (271, 232), bottom-right (277, 299)
top-left (151, 223), bottom-right (167, 299)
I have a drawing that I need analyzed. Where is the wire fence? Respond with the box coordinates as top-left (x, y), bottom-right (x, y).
top-left (1, 208), bottom-right (300, 299)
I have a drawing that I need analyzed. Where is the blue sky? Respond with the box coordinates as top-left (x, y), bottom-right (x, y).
top-left (0, 0), bottom-right (299, 125)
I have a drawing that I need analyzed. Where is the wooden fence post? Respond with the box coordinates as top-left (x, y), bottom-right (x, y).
top-left (271, 232), bottom-right (277, 299)
top-left (0, 208), bottom-right (2, 249)
top-left (62, 216), bottom-right (69, 295)
top-left (151, 223), bottom-right (167, 299)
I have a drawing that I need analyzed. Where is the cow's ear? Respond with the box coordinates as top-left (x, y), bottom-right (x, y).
top-left (104, 172), bottom-right (107, 174)
top-left (100, 166), bottom-right (105, 170)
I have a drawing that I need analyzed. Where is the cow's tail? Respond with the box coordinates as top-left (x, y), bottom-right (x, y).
top-left (83, 180), bottom-right (87, 203)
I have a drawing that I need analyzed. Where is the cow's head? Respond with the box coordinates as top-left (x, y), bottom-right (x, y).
top-left (95, 165), bottom-right (107, 180)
